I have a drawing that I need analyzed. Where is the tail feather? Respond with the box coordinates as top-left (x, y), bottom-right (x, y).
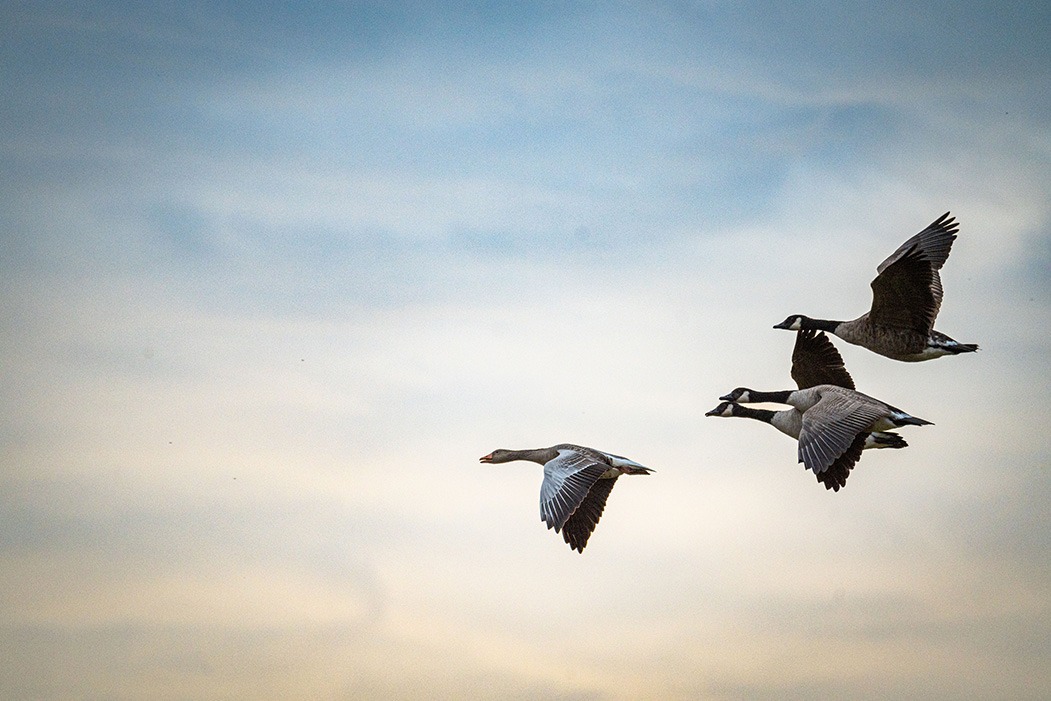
top-left (897, 415), bottom-right (934, 427)
top-left (930, 330), bottom-right (978, 354)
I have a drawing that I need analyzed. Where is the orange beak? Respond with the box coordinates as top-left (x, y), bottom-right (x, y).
top-left (479, 453), bottom-right (493, 463)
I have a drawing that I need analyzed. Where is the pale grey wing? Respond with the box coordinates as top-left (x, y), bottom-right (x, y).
top-left (560, 476), bottom-right (618, 553)
top-left (539, 451), bottom-right (609, 531)
top-left (797, 395), bottom-right (885, 475)
top-left (875, 212), bottom-right (957, 322)
top-left (791, 329), bottom-right (855, 390)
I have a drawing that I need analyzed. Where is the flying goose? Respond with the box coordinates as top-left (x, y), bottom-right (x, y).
top-left (705, 329), bottom-right (907, 491)
top-left (479, 444), bottom-right (653, 553)
top-left (774, 212), bottom-right (978, 361)
top-left (716, 383), bottom-right (931, 483)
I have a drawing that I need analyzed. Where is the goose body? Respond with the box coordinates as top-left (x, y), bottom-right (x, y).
top-left (706, 402), bottom-right (907, 450)
top-left (479, 443), bottom-right (652, 553)
top-left (717, 384), bottom-right (931, 481)
top-left (705, 401), bottom-right (907, 490)
top-left (706, 329), bottom-right (912, 490)
top-left (774, 212), bottom-right (978, 361)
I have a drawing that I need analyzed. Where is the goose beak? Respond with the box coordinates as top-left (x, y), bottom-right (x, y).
top-left (718, 393), bottom-right (733, 402)
top-left (704, 407), bottom-right (720, 417)
top-left (772, 321), bottom-right (790, 329)
top-left (479, 454), bottom-right (493, 463)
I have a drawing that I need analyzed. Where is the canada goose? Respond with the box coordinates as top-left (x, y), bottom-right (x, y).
top-left (774, 212), bottom-right (978, 361)
top-left (716, 384), bottom-right (932, 481)
top-left (705, 329), bottom-right (907, 490)
top-left (705, 401), bottom-right (906, 490)
top-left (479, 444), bottom-right (653, 553)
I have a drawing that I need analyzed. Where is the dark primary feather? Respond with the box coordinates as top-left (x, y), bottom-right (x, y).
top-left (560, 477), bottom-right (618, 553)
top-left (791, 329), bottom-right (855, 390)
top-left (814, 432), bottom-right (867, 491)
top-left (876, 212), bottom-right (958, 274)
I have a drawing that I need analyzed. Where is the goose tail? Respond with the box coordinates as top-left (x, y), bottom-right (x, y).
top-left (929, 330), bottom-right (978, 355)
top-left (894, 414), bottom-right (933, 428)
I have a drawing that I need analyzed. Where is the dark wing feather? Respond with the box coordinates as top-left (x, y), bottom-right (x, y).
top-left (869, 248), bottom-right (941, 334)
top-left (560, 477), bottom-right (617, 553)
top-left (870, 213), bottom-right (958, 332)
top-left (876, 212), bottom-right (958, 274)
top-left (814, 432), bottom-right (867, 492)
top-left (791, 329), bottom-right (855, 390)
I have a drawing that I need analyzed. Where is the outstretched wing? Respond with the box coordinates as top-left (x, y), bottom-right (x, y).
top-left (791, 329), bottom-right (855, 390)
top-left (539, 449), bottom-right (610, 533)
top-left (877, 212), bottom-right (958, 274)
top-left (870, 212), bottom-right (958, 334)
top-left (813, 432), bottom-right (867, 492)
top-left (797, 393), bottom-right (884, 475)
top-left (560, 476), bottom-right (618, 552)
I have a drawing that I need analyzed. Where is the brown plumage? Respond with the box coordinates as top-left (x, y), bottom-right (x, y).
top-left (774, 212), bottom-right (978, 361)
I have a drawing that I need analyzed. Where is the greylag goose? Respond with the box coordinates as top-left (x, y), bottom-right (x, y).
top-left (774, 212), bottom-right (978, 361)
top-left (705, 329), bottom-right (907, 490)
top-left (479, 444), bottom-right (652, 552)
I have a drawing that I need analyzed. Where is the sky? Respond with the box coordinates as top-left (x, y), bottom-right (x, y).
top-left (1, 1), bottom-right (1050, 699)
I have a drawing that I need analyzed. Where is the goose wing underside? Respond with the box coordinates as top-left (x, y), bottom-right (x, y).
top-left (539, 450), bottom-right (610, 535)
top-left (791, 329), bottom-right (855, 390)
top-left (869, 250), bottom-right (942, 334)
top-left (870, 212), bottom-right (958, 333)
top-left (798, 394), bottom-right (884, 476)
top-left (876, 212), bottom-right (958, 275)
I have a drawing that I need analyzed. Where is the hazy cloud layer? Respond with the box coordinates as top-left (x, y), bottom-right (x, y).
top-left (1, 1), bottom-right (1049, 699)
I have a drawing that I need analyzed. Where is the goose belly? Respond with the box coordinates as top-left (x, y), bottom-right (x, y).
top-left (909, 343), bottom-right (958, 361)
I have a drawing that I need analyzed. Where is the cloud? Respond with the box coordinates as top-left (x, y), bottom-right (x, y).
top-left (1, 2), bottom-right (1050, 699)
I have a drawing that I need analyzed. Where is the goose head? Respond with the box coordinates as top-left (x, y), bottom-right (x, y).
top-left (705, 401), bottom-right (739, 417)
top-left (773, 314), bottom-right (807, 331)
top-left (718, 387), bottom-right (755, 403)
top-left (479, 449), bottom-right (510, 464)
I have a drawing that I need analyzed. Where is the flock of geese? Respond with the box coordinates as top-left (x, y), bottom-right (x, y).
top-left (480, 213), bottom-right (978, 552)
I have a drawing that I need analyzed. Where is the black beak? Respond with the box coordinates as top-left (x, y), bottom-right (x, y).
top-left (704, 408), bottom-right (720, 417)
top-left (772, 321), bottom-right (789, 329)
top-left (719, 393), bottom-right (733, 401)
